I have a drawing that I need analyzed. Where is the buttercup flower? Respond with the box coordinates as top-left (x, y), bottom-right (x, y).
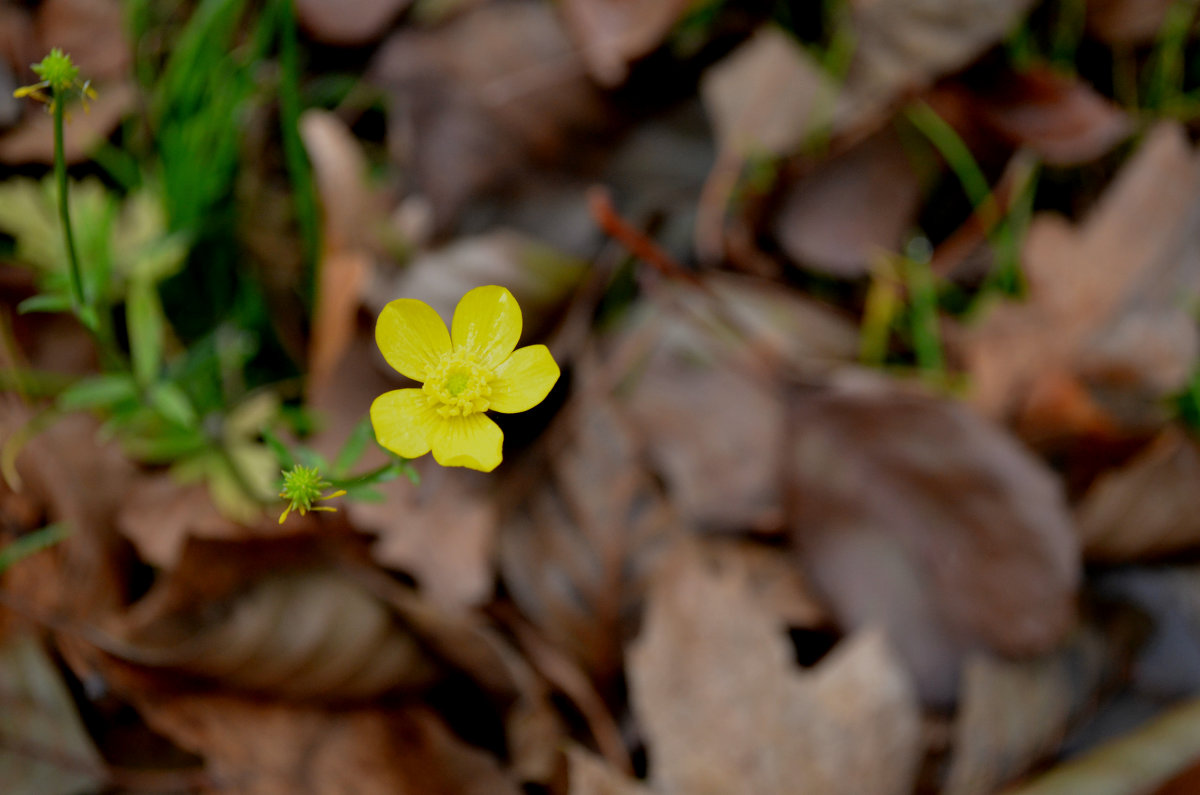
top-left (371, 285), bottom-right (559, 472)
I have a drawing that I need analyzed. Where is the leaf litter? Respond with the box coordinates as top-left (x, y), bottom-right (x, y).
top-left (5, 1), bottom-right (1200, 793)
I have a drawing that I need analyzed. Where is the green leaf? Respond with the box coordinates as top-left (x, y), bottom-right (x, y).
top-left (127, 278), bottom-right (165, 387)
top-left (57, 374), bottom-right (138, 412)
top-left (332, 417), bottom-right (374, 478)
top-left (149, 382), bottom-right (197, 427)
top-left (17, 292), bottom-right (73, 314)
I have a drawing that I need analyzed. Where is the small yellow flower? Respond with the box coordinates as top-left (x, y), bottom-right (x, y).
top-left (13, 48), bottom-right (97, 113)
top-left (371, 285), bottom-right (560, 472)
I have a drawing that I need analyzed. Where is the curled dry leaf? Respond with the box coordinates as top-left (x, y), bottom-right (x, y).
top-left (787, 375), bottom-right (1080, 706)
top-left (963, 66), bottom-right (1132, 166)
top-left (943, 628), bottom-right (1113, 795)
top-left (300, 110), bottom-right (375, 392)
top-left (560, 0), bottom-right (696, 86)
top-left (117, 567), bottom-right (440, 700)
top-left (498, 386), bottom-right (676, 687)
top-left (295, 0), bottom-right (411, 46)
top-left (0, 633), bottom-right (108, 795)
top-left (369, 0), bottom-right (611, 229)
top-left (771, 125), bottom-right (924, 278)
top-left (1077, 427), bottom-right (1200, 562)
top-left (1086, 0), bottom-right (1179, 44)
top-left (119, 691), bottom-right (522, 795)
top-left (628, 539), bottom-right (921, 795)
top-left (961, 122), bottom-right (1200, 438)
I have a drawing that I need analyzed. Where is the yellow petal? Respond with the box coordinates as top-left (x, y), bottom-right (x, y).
top-left (452, 285), bottom-right (521, 369)
top-left (376, 299), bottom-right (451, 381)
top-left (489, 345), bottom-right (560, 413)
top-left (371, 389), bottom-right (436, 458)
top-left (429, 413), bottom-right (503, 472)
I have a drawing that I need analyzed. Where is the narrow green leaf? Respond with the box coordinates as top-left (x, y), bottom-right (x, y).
top-left (0, 524), bottom-right (71, 574)
top-left (17, 293), bottom-right (73, 315)
top-left (332, 417), bottom-right (374, 478)
top-left (149, 382), bottom-right (197, 427)
top-left (127, 279), bottom-right (165, 387)
top-left (57, 374), bottom-right (138, 412)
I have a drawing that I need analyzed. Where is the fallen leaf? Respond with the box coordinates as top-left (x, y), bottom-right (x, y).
top-left (964, 66), bottom-right (1133, 166)
top-left (846, 0), bottom-right (1037, 112)
top-left (771, 125), bottom-right (924, 277)
top-left (568, 747), bottom-right (653, 795)
top-left (498, 388), bottom-right (676, 686)
top-left (369, 0), bottom-right (611, 229)
top-left (621, 274), bottom-right (858, 534)
top-left (1077, 427), bottom-right (1200, 561)
top-left (300, 110), bottom-right (375, 392)
top-left (0, 633), bottom-right (107, 795)
top-left (943, 628), bottom-right (1112, 795)
top-left (787, 374), bottom-right (1080, 706)
top-left (560, 0), bottom-right (696, 86)
top-left (109, 536), bottom-right (440, 700)
top-left (1005, 697), bottom-right (1200, 795)
top-left (628, 539), bottom-right (921, 795)
top-left (961, 122), bottom-right (1200, 435)
top-left (1085, 0), bottom-right (1178, 44)
top-left (296, 0), bottom-right (412, 45)
top-left (122, 691), bottom-right (522, 795)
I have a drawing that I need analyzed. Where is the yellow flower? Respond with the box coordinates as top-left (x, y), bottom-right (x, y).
top-left (371, 285), bottom-right (560, 472)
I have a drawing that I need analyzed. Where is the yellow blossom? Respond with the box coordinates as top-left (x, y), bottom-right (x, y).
top-left (370, 285), bottom-right (560, 472)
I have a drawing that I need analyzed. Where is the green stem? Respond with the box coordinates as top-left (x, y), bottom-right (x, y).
top-left (52, 97), bottom-right (86, 319)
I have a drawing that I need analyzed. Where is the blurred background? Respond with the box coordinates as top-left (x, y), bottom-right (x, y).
top-left (3, 0), bottom-right (1200, 792)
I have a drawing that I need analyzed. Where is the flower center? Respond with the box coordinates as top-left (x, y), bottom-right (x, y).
top-left (424, 351), bottom-right (493, 418)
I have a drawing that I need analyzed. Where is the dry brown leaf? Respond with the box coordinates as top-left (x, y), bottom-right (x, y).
top-left (628, 539), bottom-right (921, 795)
top-left (118, 476), bottom-right (316, 571)
top-left (296, 0), bottom-right (411, 45)
top-left (701, 28), bottom-right (840, 157)
top-left (965, 67), bottom-right (1132, 166)
top-left (943, 629), bottom-right (1111, 795)
top-left (498, 389), bottom-right (676, 686)
top-left (101, 535), bottom-right (440, 700)
top-left (300, 110), bottom-right (374, 391)
top-left (622, 274), bottom-right (857, 534)
top-left (370, 0), bottom-right (611, 229)
top-left (1005, 697), bottom-right (1200, 795)
top-left (1077, 427), bottom-right (1200, 561)
top-left (568, 747), bottom-right (653, 795)
top-left (0, 80), bottom-right (136, 165)
top-left (847, 0), bottom-right (1037, 111)
top-left (1086, 0), bottom-right (1178, 44)
top-left (961, 122), bottom-right (1200, 434)
top-left (356, 462), bottom-right (498, 610)
top-left (121, 692), bottom-right (522, 795)
top-left (0, 633), bottom-right (108, 795)
top-left (788, 375), bottom-right (1080, 706)
top-left (560, 0), bottom-right (695, 86)
top-left (771, 125), bottom-right (924, 277)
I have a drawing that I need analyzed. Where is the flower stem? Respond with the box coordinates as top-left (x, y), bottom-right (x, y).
top-left (52, 96), bottom-right (87, 322)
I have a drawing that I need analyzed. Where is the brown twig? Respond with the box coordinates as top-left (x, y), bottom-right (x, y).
top-left (586, 186), bottom-right (704, 287)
